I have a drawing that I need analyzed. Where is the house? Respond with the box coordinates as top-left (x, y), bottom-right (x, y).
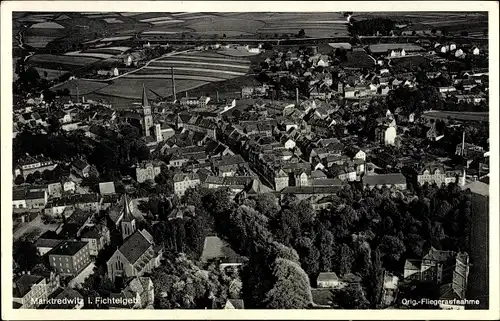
top-left (15, 154), bottom-right (57, 178)
top-left (25, 190), bottom-right (48, 209)
top-left (280, 186), bottom-right (343, 201)
top-left (200, 236), bottom-right (246, 269)
top-left (345, 147), bottom-right (366, 161)
top-left (135, 162), bottom-right (162, 183)
top-left (180, 96), bottom-right (211, 108)
top-left (35, 238), bottom-right (64, 256)
top-left (173, 173), bottom-right (201, 197)
top-left (12, 188), bottom-right (28, 209)
top-left (388, 48), bottom-right (406, 57)
top-left (403, 247), bottom-right (467, 283)
top-left (376, 124), bottom-right (397, 145)
top-left (338, 166), bottom-right (357, 182)
top-left (99, 182), bottom-right (116, 195)
top-left (106, 229), bottom-right (163, 282)
top-left (224, 299), bottom-right (245, 309)
top-left (317, 272), bottom-right (346, 289)
top-left (13, 275), bottom-right (49, 309)
top-left (45, 288), bottom-right (85, 309)
top-left (363, 173), bottom-right (407, 190)
top-left (417, 165), bottom-right (465, 186)
top-left (44, 194), bottom-right (100, 217)
top-left (62, 179), bottom-right (76, 194)
top-left (80, 224), bottom-right (111, 256)
top-left (72, 159), bottom-right (98, 178)
top-left (109, 277), bottom-right (154, 309)
top-left (472, 47), bottom-right (480, 55)
top-left (47, 240), bottom-right (92, 277)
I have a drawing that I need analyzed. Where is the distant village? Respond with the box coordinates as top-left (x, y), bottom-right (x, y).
top-left (12, 16), bottom-right (490, 311)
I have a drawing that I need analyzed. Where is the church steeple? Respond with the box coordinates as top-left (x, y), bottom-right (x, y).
top-left (121, 193), bottom-right (136, 240)
top-left (142, 84), bottom-right (150, 107)
top-left (142, 84), bottom-right (153, 137)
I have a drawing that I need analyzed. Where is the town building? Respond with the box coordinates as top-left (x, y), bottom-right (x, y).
top-left (106, 229), bottom-right (163, 282)
top-left (13, 275), bottom-right (49, 309)
top-left (47, 240), bottom-right (92, 277)
top-left (363, 173), bottom-right (407, 190)
top-left (135, 162), bottom-right (162, 183)
top-left (173, 173), bottom-right (201, 197)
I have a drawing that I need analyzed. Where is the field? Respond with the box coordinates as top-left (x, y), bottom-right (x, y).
top-left (50, 50), bottom-right (254, 107)
top-left (134, 12), bottom-right (349, 40)
top-left (23, 27), bottom-right (66, 48)
top-left (27, 54), bottom-right (100, 69)
top-left (341, 50), bottom-right (375, 68)
top-left (52, 79), bottom-right (110, 95)
top-left (88, 78), bottom-right (208, 103)
top-left (354, 12), bottom-right (488, 39)
top-left (34, 67), bottom-right (68, 80)
top-left (143, 51), bottom-right (251, 82)
top-left (422, 111), bottom-right (489, 122)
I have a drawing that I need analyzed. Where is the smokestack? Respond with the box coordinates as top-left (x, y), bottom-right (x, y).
top-left (462, 131), bottom-right (465, 156)
top-left (295, 87), bottom-right (299, 107)
top-left (171, 67), bottom-right (176, 102)
top-left (186, 91), bottom-right (188, 98)
top-left (76, 85), bottom-right (80, 104)
top-left (216, 91), bottom-right (219, 103)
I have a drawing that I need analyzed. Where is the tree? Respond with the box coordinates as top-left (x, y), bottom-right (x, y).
top-left (379, 234), bottom-right (406, 263)
top-left (367, 249), bottom-right (384, 308)
top-left (295, 236), bottom-right (320, 276)
top-left (297, 29), bottom-right (306, 38)
top-left (264, 258), bottom-right (313, 309)
top-left (339, 244), bottom-right (354, 275)
top-left (318, 229), bottom-right (335, 272)
top-left (334, 283), bottom-right (370, 309)
top-left (14, 175), bottom-right (24, 185)
top-left (252, 193), bottom-right (280, 219)
top-left (13, 239), bottom-right (41, 272)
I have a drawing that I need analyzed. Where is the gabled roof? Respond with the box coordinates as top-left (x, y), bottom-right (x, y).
top-left (225, 299), bottom-right (244, 309)
top-left (122, 194), bottom-right (135, 223)
top-left (118, 229), bottom-right (154, 264)
top-left (363, 173), bottom-right (406, 186)
top-left (14, 275), bottom-right (44, 298)
top-left (317, 272), bottom-right (339, 282)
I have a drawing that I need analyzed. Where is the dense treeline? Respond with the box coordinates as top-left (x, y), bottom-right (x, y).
top-left (13, 124), bottom-right (150, 181)
top-left (348, 18), bottom-right (396, 36)
top-left (197, 181), bottom-right (473, 308)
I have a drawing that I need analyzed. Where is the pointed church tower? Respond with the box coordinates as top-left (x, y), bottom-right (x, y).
top-left (142, 84), bottom-right (153, 137)
top-left (121, 194), bottom-right (136, 240)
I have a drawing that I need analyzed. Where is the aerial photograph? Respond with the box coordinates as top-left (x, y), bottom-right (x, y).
top-left (10, 10), bottom-right (490, 311)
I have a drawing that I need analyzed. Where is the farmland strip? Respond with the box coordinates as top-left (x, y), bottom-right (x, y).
top-left (141, 66), bottom-right (246, 76)
top-left (123, 74), bottom-right (225, 82)
top-left (150, 60), bottom-right (249, 69)
top-left (171, 54), bottom-right (250, 64)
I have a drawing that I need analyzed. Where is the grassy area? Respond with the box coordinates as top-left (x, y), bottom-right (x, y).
top-left (186, 74), bottom-right (261, 99)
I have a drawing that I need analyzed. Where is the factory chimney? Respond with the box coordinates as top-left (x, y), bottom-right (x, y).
top-left (295, 87), bottom-right (299, 107)
top-left (171, 67), bottom-right (176, 102)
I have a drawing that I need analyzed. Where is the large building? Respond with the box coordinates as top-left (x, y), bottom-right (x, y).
top-left (106, 229), bottom-right (163, 282)
top-left (173, 173), bottom-right (201, 197)
top-left (47, 240), bottom-right (92, 277)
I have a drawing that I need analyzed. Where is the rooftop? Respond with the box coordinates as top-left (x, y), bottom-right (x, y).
top-left (201, 236), bottom-right (241, 263)
top-left (48, 240), bottom-right (88, 257)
